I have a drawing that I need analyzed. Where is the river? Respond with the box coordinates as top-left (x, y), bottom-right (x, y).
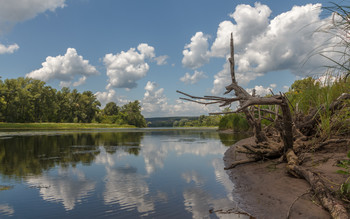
top-left (0, 128), bottom-right (249, 218)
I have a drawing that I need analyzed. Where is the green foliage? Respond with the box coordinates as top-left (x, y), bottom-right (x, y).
top-left (120, 101), bottom-right (146, 128)
top-left (218, 113), bottom-right (250, 132)
top-left (286, 75), bottom-right (350, 137)
top-left (0, 123), bottom-right (134, 129)
top-left (103, 102), bottom-right (119, 116)
top-left (173, 115), bottom-right (222, 127)
top-left (0, 77), bottom-right (146, 127)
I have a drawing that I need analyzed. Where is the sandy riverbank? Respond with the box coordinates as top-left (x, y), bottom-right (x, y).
top-left (223, 137), bottom-right (350, 218)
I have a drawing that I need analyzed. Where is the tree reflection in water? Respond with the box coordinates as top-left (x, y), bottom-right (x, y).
top-left (0, 131), bottom-right (144, 179)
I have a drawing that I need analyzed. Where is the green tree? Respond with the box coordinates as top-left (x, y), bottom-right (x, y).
top-left (56, 87), bottom-right (72, 122)
top-left (103, 102), bottom-right (119, 116)
top-left (120, 101), bottom-right (146, 127)
top-left (78, 91), bottom-right (101, 123)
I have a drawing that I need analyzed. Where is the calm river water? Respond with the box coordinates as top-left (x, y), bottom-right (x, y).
top-left (0, 128), bottom-right (249, 218)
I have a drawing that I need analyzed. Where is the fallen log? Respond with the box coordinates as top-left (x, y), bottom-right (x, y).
top-left (287, 150), bottom-right (349, 219)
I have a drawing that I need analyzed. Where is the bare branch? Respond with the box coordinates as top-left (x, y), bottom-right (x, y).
top-left (229, 33), bottom-right (236, 83)
top-left (179, 98), bottom-right (222, 105)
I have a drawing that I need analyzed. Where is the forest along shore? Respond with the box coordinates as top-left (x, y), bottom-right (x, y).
top-left (223, 137), bottom-right (349, 218)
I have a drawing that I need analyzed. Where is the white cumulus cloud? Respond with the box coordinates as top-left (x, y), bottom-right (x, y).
top-left (211, 61), bottom-right (262, 95)
top-left (182, 32), bottom-right (210, 69)
top-left (137, 43), bottom-right (155, 58)
top-left (185, 3), bottom-right (339, 96)
top-left (95, 89), bottom-right (130, 108)
top-left (104, 44), bottom-right (155, 89)
top-left (95, 89), bottom-right (117, 107)
top-left (26, 48), bottom-right (99, 87)
top-left (246, 85), bottom-right (274, 97)
top-left (234, 3), bottom-right (330, 75)
top-left (141, 81), bottom-right (221, 117)
top-left (142, 81), bottom-right (169, 117)
top-left (210, 2), bottom-right (271, 57)
top-left (180, 70), bottom-right (207, 84)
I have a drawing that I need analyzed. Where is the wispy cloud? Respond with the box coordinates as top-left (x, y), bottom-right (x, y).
top-left (180, 70), bottom-right (207, 84)
top-left (0, 43), bottom-right (19, 54)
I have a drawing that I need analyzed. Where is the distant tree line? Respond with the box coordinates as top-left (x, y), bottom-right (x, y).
top-left (0, 77), bottom-right (146, 127)
top-left (173, 115), bottom-right (222, 127)
top-left (146, 117), bottom-right (198, 127)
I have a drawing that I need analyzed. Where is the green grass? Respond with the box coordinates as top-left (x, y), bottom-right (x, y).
top-left (0, 122), bottom-right (136, 130)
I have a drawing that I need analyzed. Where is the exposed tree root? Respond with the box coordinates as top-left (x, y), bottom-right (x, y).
top-left (287, 150), bottom-right (349, 219)
top-left (312, 139), bottom-right (350, 151)
top-left (224, 140), bottom-right (284, 169)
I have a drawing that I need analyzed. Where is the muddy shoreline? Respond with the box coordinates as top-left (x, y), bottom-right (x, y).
top-left (223, 137), bottom-right (349, 218)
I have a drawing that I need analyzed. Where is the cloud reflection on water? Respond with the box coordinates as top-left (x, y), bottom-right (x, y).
top-left (141, 137), bottom-right (227, 174)
top-left (182, 169), bottom-right (246, 219)
top-left (103, 166), bottom-right (155, 215)
top-left (0, 204), bottom-right (14, 216)
top-left (26, 167), bottom-right (96, 211)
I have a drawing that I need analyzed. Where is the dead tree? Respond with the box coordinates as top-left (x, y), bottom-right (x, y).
top-left (177, 33), bottom-right (293, 158)
top-left (177, 33), bottom-right (349, 218)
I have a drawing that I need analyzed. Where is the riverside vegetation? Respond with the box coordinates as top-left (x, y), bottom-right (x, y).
top-left (0, 77), bottom-right (146, 128)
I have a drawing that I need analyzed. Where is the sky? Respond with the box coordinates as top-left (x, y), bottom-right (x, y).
top-left (0, 0), bottom-right (344, 117)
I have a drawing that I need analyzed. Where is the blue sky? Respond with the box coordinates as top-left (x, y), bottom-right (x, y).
top-left (0, 0), bottom-right (341, 117)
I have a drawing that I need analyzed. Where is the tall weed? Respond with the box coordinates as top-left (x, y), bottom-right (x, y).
top-left (287, 74), bottom-right (350, 138)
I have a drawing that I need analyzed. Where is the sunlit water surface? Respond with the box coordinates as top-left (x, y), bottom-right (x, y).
top-left (0, 128), bottom-right (249, 218)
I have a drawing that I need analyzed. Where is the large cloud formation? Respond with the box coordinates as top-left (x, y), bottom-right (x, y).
top-left (26, 48), bottom-right (99, 87)
top-left (104, 43), bottom-right (166, 90)
top-left (183, 3), bottom-right (337, 95)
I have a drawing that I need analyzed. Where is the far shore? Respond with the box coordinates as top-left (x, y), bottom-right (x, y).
top-left (0, 122), bottom-right (135, 130)
top-left (0, 123), bottom-right (222, 130)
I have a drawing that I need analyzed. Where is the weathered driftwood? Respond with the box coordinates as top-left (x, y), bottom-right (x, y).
top-left (286, 150), bottom-right (348, 219)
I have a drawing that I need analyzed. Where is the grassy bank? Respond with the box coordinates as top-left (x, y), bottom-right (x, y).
top-left (0, 122), bottom-right (136, 130)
